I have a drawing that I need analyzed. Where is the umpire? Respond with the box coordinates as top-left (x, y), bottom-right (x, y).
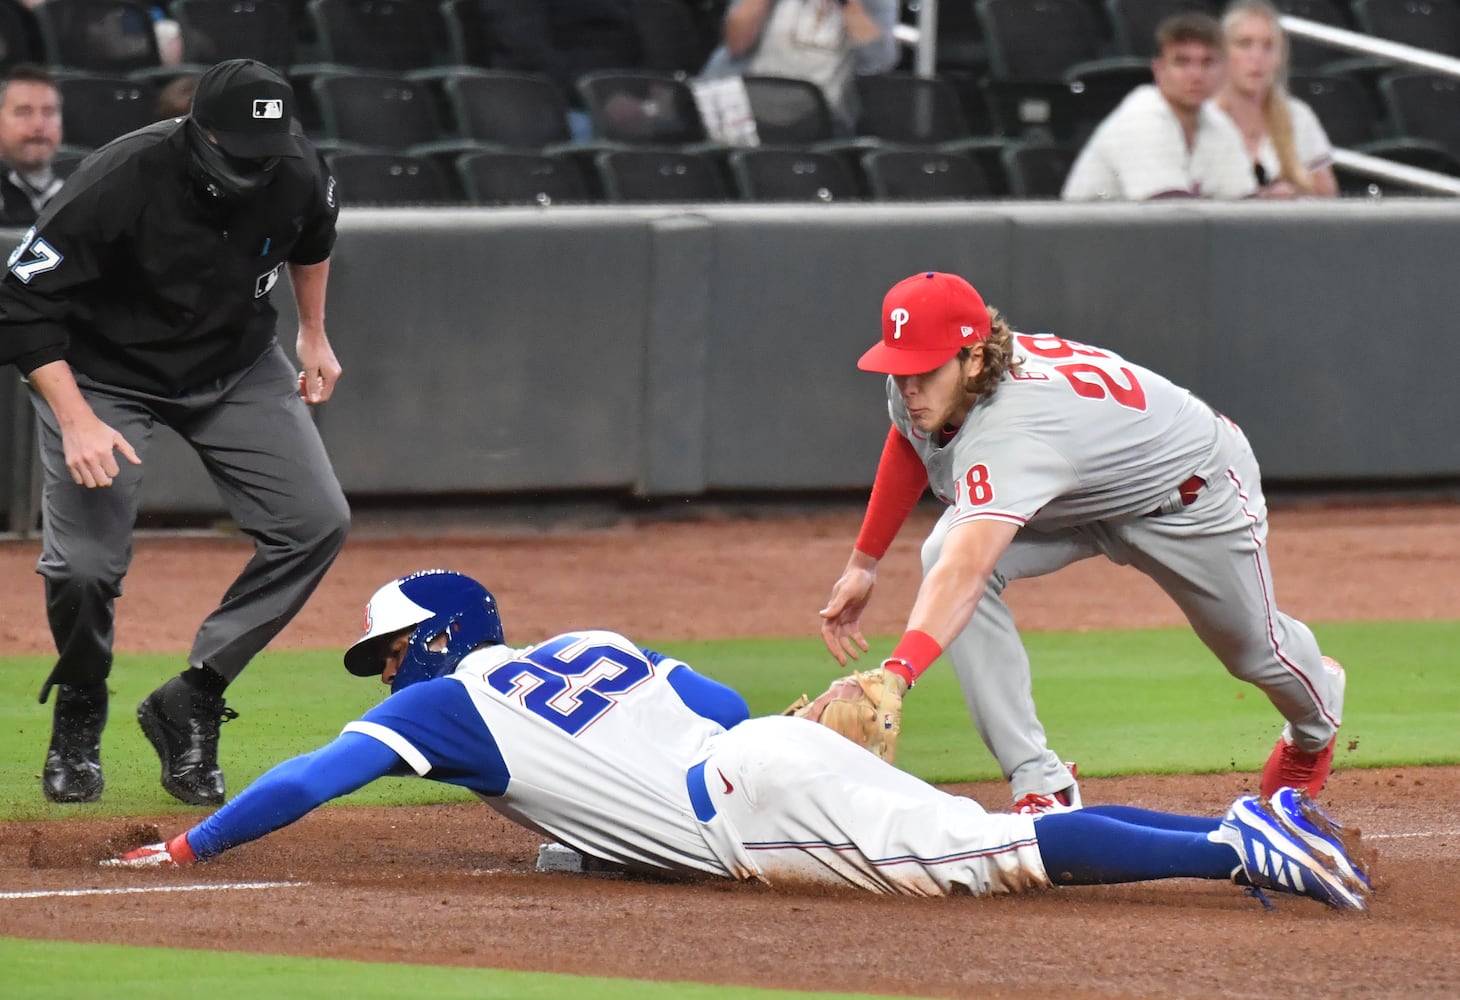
top-left (0, 60), bottom-right (350, 807)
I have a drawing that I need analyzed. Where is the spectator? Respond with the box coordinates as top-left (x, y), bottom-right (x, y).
top-left (466, 0), bottom-right (644, 140)
top-left (1062, 11), bottom-right (1255, 200)
top-left (698, 0), bottom-right (900, 130)
top-left (0, 62), bottom-right (62, 226)
top-left (1215, 0), bottom-right (1337, 198)
top-left (17, 0), bottom-right (182, 66)
top-left (155, 72), bottom-right (199, 119)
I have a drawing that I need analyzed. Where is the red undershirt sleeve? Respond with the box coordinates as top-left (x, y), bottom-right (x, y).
top-left (853, 426), bottom-right (928, 560)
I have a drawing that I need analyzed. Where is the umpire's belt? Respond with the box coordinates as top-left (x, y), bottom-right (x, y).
top-left (1145, 475), bottom-right (1206, 517)
top-left (687, 760), bottom-right (717, 821)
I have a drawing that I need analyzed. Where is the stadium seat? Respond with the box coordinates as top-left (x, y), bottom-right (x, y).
top-left (324, 151), bottom-right (457, 205)
top-left (305, 0), bottom-right (448, 73)
top-left (727, 147), bottom-right (859, 202)
top-left (978, 0), bottom-right (1131, 81)
top-left (1351, 0), bottom-right (1460, 57)
top-left (1000, 138), bottom-right (1077, 197)
top-left (980, 78), bottom-right (1083, 142)
top-left (594, 148), bottom-right (729, 202)
top-left (172, 0), bottom-right (294, 71)
top-left (0, 0), bottom-right (41, 72)
top-left (1378, 71), bottom-right (1460, 164)
top-left (311, 72), bottom-right (447, 150)
top-left (442, 70), bottom-right (573, 149)
top-left (54, 74), bottom-right (158, 149)
top-left (1064, 60), bottom-right (1151, 134)
top-left (1288, 71), bottom-right (1455, 174)
top-left (1105, 0), bottom-right (1220, 58)
top-left (576, 71), bottom-right (711, 146)
top-left (1287, 72), bottom-right (1387, 147)
top-left (456, 150), bottom-right (595, 205)
top-left (740, 75), bottom-right (839, 145)
top-left (853, 73), bottom-right (977, 146)
top-left (1273, 0), bottom-right (1354, 70)
top-left (439, 0), bottom-right (499, 68)
top-left (33, 0), bottom-right (161, 73)
top-left (860, 148), bottom-right (994, 200)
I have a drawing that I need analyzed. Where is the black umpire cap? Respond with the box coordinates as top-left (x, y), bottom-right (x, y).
top-left (190, 59), bottom-right (302, 160)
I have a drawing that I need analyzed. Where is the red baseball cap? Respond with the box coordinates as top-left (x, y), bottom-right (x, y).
top-left (857, 271), bottom-right (992, 375)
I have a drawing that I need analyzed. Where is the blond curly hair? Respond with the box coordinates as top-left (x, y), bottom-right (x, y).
top-left (962, 308), bottom-right (1022, 399)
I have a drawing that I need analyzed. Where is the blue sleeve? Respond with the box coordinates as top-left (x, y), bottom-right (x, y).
top-left (186, 732), bottom-right (406, 860)
top-left (640, 648), bottom-right (750, 729)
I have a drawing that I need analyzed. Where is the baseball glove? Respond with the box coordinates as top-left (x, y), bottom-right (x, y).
top-left (783, 667), bottom-right (908, 763)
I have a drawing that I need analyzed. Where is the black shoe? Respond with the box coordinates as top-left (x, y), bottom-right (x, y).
top-left (137, 676), bottom-right (238, 807)
top-left (42, 684), bottom-right (107, 804)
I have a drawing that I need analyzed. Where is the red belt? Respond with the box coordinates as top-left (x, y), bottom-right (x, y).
top-left (1147, 475), bottom-right (1205, 516)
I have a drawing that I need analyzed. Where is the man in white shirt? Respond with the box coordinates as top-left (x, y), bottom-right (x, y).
top-left (1062, 12), bottom-right (1256, 201)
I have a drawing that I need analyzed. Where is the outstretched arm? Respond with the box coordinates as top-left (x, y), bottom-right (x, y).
top-left (882, 517), bottom-right (1019, 687)
top-left (820, 426), bottom-right (927, 664)
top-left (108, 732), bottom-right (406, 866)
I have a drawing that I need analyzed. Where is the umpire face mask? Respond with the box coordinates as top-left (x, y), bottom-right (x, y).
top-left (185, 119), bottom-right (279, 204)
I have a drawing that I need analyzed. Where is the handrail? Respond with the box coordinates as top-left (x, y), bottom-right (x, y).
top-left (1329, 148), bottom-right (1460, 195)
top-left (1280, 15), bottom-right (1460, 79)
top-left (894, 1), bottom-right (940, 77)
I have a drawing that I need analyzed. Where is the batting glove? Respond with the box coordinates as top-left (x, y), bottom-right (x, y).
top-left (102, 832), bottom-right (196, 868)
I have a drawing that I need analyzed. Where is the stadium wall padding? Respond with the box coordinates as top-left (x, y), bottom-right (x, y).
top-left (3, 200), bottom-right (1456, 523)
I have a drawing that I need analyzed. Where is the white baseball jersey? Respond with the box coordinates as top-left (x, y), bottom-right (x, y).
top-left (1061, 84), bottom-right (1258, 201)
top-left (344, 629), bottom-right (1049, 896)
top-left (888, 332), bottom-right (1222, 531)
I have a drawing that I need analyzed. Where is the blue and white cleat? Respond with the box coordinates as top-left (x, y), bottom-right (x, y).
top-left (1212, 794), bottom-right (1369, 912)
top-left (1268, 786), bottom-right (1372, 894)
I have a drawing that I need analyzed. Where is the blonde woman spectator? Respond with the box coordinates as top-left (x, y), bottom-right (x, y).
top-left (1216, 0), bottom-right (1337, 197)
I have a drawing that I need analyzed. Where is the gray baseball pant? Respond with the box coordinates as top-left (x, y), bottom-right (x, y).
top-left (31, 344), bottom-right (350, 698)
top-left (923, 421), bottom-right (1343, 802)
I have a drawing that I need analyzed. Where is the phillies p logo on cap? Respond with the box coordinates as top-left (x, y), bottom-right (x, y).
top-left (253, 99), bottom-right (284, 119)
top-left (857, 272), bottom-right (992, 375)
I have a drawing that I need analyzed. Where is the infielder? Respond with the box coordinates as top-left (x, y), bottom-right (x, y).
top-left (819, 271), bottom-right (1346, 812)
top-left (110, 569), bottom-right (1369, 912)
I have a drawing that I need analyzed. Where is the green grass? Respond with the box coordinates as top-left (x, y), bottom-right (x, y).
top-left (0, 938), bottom-right (910, 1000)
top-left (4, 620), bottom-right (1458, 820)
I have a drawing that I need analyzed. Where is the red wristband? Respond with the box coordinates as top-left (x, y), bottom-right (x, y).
top-left (885, 629), bottom-right (942, 686)
top-left (167, 831), bottom-right (197, 866)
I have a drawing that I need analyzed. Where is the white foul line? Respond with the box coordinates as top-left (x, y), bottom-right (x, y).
top-left (1365, 830), bottom-right (1460, 841)
top-left (0, 881), bottom-right (307, 900)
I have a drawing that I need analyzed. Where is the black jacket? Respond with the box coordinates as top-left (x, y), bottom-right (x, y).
top-left (0, 118), bottom-right (338, 395)
top-left (0, 165), bottom-right (64, 227)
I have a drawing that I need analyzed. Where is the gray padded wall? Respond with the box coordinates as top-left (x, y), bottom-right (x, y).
top-left (314, 210), bottom-right (654, 493)
top-left (1003, 204), bottom-right (1217, 394)
top-left (1205, 203), bottom-right (1460, 478)
top-left (9, 202), bottom-right (1460, 519)
top-left (698, 206), bottom-right (1015, 489)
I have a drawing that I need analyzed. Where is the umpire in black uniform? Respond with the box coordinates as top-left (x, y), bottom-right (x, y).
top-left (0, 60), bottom-right (351, 807)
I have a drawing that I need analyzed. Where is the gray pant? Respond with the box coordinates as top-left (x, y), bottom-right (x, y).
top-left (32, 344), bottom-right (350, 696)
top-left (923, 419), bottom-right (1344, 801)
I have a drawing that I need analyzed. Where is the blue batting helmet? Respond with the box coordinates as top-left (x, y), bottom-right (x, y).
top-left (343, 569), bottom-right (504, 692)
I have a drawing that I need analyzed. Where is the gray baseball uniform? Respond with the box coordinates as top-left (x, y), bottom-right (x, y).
top-left (887, 332), bottom-right (1344, 799)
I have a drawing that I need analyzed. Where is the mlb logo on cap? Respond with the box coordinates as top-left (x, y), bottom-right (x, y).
top-left (253, 99), bottom-right (284, 120)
